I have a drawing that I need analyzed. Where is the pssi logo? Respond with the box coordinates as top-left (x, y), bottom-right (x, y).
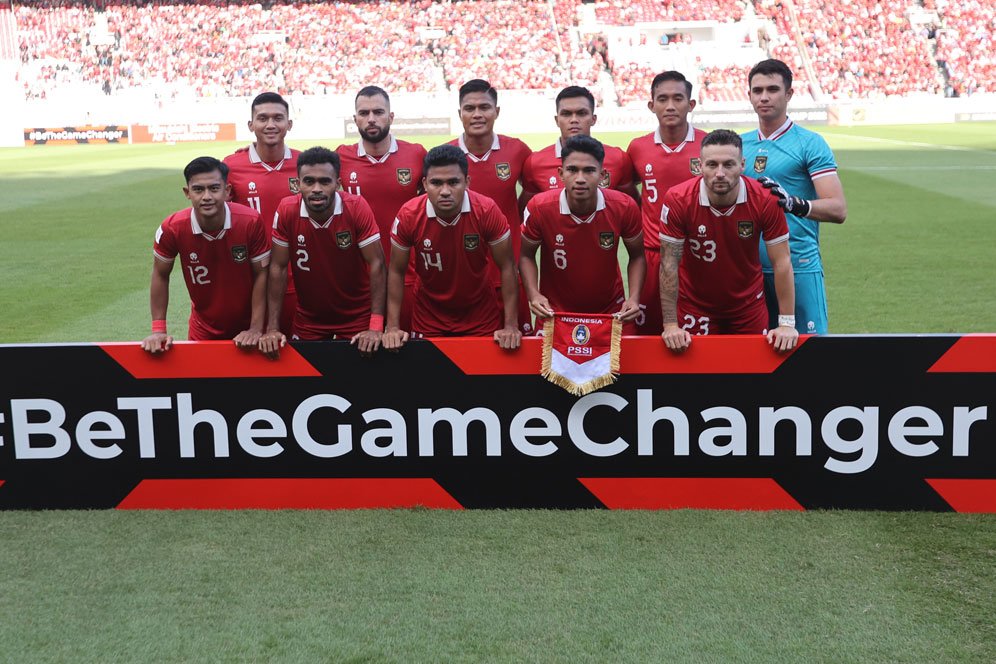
top-left (568, 324), bottom-right (593, 356)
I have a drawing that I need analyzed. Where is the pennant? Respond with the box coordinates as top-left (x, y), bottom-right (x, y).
top-left (541, 313), bottom-right (622, 396)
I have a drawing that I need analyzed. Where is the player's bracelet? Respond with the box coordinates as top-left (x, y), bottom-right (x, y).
top-left (152, 319), bottom-right (167, 334)
top-left (369, 314), bottom-right (385, 332)
top-left (777, 315), bottom-right (796, 329)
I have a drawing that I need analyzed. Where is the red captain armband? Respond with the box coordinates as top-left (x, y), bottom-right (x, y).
top-left (369, 314), bottom-right (385, 332)
top-left (152, 320), bottom-right (167, 334)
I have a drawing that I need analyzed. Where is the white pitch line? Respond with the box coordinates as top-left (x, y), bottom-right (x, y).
top-left (830, 133), bottom-right (996, 155)
top-left (848, 165), bottom-right (996, 171)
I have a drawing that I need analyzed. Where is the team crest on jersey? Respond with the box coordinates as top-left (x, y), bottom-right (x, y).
top-left (336, 231), bottom-right (352, 249)
top-left (464, 234), bottom-right (480, 251)
top-left (288, 178), bottom-right (300, 193)
top-left (689, 158), bottom-right (702, 175)
top-left (572, 324), bottom-right (590, 345)
top-left (495, 162), bottom-right (511, 181)
top-left (738, 221), bottom-right (755, 239)
top-left (753, 156), bottom-right (767, 173)
top-left (231, 245), bottom-right (248, 263)
top-left (599, 171), bottom-right (611, 188)
top-left (397, 168), bottom-right (412, 186)
top-left (598, 232), bottom-right (615, 250)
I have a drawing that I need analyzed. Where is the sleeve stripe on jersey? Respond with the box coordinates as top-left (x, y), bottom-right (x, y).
top-left (272, 237), bottom-right (289, 247)
top-left (488, 229), bottom-right (511, 245)
top-left (251, 250), bottom-right (272, 263)
top-left (659, 233), bottom-right (684, 245)
top-left (810, 168), bottom-right (837, 179)
top-left (390, 238), bottom-right (411, 251)
top-left (763, 233), bottom-right (790, 246)
top-left (358, 233), bottom-right (381, 249)
top-left (152, 249), bottom-right (175, 263)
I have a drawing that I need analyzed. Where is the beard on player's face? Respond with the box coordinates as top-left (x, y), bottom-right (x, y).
top-left (360, 124), bottom-right (391, 144)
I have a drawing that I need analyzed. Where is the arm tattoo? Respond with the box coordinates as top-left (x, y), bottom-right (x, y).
top-left (659, 242), bottom-right (683, 325)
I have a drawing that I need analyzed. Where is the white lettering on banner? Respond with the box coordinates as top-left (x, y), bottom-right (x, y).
top-left (1, 395), bottom-right (989, 475)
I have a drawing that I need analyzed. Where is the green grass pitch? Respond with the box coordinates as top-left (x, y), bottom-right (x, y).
top-left (0, 124), bottom-right (995, 660)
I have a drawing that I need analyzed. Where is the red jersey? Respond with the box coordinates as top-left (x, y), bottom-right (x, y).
top-left (152, 202), bottom-right (270, 340)
top-left (336, 136), bottom-right (426, 285)
top-left (522, 189), bottom-right (642, 314)
top-left (659, 176), bottom-right (789, 316)
top-left (448, 134), bottom-right (531, 276)
top-left (627, 125), bottom-right (707, 250)
top-left (272, 192), bottom-right (380, 339)
top-left (224, 144), bottom-right (301, 290)
top-left (391, 190), bottom-right (510, 336)
top-left (522, 141), bottom-right (635, 194)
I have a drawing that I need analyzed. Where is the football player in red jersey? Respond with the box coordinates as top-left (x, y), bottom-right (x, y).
top-left (658, 130), bottom-right (798, 353)
top-left (627, 71), bottom-right (707, 336)
top-left (521, 86), bottom-right (638, 204)
top-left (336, 86), bottom-right (426, 331)
top-left (448, 79), bottom-right (533, 333)
top-left (259, 147), bottom-right (386, 358)
top-left (142, 157), bottom-right (269, 353)
top-left (520, 136), bottom-right (645, 334)
top-left (384, 144), bottom-right (521, 351)
top-left (224, 92), bottom-right (300, 336)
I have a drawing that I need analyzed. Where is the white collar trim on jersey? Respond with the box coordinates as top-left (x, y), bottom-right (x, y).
top-left (654, 124), bottom-right (696, 153)
top-left (554, 139), bottom-right (564, 158)
top-left (698, 177), bottom-right (747, 215)
top-left (357, 135), bottom-right (399, 161)
top-left (190, 203), bottom-right (232, 238)
top-left (426, 193), bottom-right (472, 224)
top-left (248, 143), bottom-right (292, 169)
top-left (758, 117), bottom-right (794, 142)
top-left (458, 133), bottom-right (501, 162)
top-left (299, 193), bottom-right (343, 228)
top-left (559, 188), bottom-right (606, 219)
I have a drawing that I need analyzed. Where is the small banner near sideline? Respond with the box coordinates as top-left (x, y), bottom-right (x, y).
top-left (542, 313), bottom-right (622, 395)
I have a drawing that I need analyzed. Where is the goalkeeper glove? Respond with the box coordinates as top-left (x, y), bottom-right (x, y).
top-left (757, 176), bottom-right (812, 218)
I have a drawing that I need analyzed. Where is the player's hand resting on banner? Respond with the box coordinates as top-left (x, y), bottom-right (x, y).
top-left (258, 330), bottom-right (287, 359)
top-left (528, 293), bottom-right (555, 320)
top-left (493, 325), bottom-right (522, 350)
top-left (767, 324), bottom-right (799, 353)
top-left (614, 296), bottom-right (641, 322)
top-left (757, 176), bottom-right (812, 218)
top-left (382, 328), bottom-right (409, 351)
top-left (350, 330), bottom-right (383, 356)
top-left (233, 328), bottom-right (262, 351)
top-left (661, 324), bottom-right (691, 353)
top-left (141, 332), bottom-right (173, 354)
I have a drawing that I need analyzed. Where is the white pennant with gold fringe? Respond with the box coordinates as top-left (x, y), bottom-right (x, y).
top-left (541, 313), bottom-right (622, 396)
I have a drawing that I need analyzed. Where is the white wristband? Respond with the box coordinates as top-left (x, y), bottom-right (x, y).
top-left (778, 315), bottom-right (796, 328)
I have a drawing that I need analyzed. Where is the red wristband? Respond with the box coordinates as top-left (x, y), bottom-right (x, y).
top-left (152, 320), bottom-right (167, 334)
top-left (368, 314), bottom-right (385, 331)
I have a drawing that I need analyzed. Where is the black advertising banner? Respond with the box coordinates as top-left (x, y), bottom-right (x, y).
top-left (0, 335), bottom-right (993, 511)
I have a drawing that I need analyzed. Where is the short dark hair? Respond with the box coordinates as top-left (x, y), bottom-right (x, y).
top-left (701, 129), bottom-right (742, 152)
top-left (297, 146), bottom-right (341, 177)
top-left (748, 59), bottom-right (793, 90)
top-left (561, 135), bottom-right (605, 166)
top-left (423, 144), bottom-right (469, 177)
top-left (355, 85), bottom-right (390, 106)
top-left (556, 85), bottom-right (595, 112)
top-left (250, 92), bottom-right (289, 116)
top-left (458, 79), bottom-right (498, 105)
top-left (183, 156), bottom-right (228, 184)
top-left (651, 71), bottom-right (692, 98)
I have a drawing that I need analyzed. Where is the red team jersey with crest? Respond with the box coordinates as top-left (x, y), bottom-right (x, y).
top-left (152, 203), bottom-right (270, 340)
top-left (522, 188), bottom-right (642, 314)
top-left (659, 176), bottom-right (789, 319)
top-left (522, 141), bottom-right (635, 194)
top-left (336, 137), bottom-right (427, 286)
top-left (391, 190), bottom-right (510, 336)
top-left (272, 192), bottom-right (380, 339)
top-left (626, 125), bottom-right (707, 334)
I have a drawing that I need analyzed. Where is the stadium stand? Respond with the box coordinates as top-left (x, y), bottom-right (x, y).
top-left (932, 0), bottom-right (994, 96)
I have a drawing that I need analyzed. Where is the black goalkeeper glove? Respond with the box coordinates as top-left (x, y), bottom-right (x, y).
top-left (757, 176), bottom-right (812, 218)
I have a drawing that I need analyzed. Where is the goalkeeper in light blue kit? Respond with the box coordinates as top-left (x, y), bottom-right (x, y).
top-left (742, 59), bottom-right (847, 335)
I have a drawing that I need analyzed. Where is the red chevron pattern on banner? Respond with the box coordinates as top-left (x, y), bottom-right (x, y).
top-left (117, 478), bottom-right (462, 509)
top-left (100, 341), bottom-right (322, 379)
top-left (579, 477), bottom-right (804, 510)
top-left (926, 479), bottom-right (996, 513)
top-left (928, 334), bottom-right (996, 373)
